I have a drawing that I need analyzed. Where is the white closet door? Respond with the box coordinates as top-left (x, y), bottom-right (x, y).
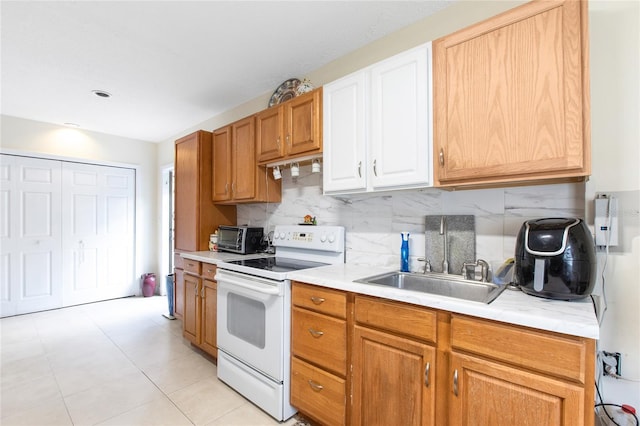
top-left (0, 155), bottom-right (63, 316)
top-left (62, 163), bottom-right (135, 306)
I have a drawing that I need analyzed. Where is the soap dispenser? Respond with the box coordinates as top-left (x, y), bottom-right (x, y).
top-left (400, 232), bottom-right (410, 272)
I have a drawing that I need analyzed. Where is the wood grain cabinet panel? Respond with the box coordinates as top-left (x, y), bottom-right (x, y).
top-left (256, 88), bottom-right (322, 164)
top-left (292, 307), bottom-right (347, 376)
top-left (355, 295), bottom-right (437, 344)
top-left (212, 117), bottom-right (281, 204)
top-left (291, 357), bottom-right (346, 426)
top-left (291, 282), bottom-right (348, 426)
top-left (174, 130), bottom-right (236, 252)
top-left (433, 0), bottom-right (590, 187)
top-left (352, 324), bottom-right (436, 426)
top-left (449, 352), bottom-right (586, 426)
top-left (292, 281), bottom-right (347, 318)
top-left (182, 261), bottom-right (218, 358)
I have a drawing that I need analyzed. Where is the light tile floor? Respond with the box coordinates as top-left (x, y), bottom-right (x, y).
top-left (1, 296), bottom-right (300, 426)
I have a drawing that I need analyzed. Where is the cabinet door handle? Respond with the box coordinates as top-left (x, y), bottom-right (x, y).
top-left (439, 148), bottom-right (445, 166)
top-left (201, 286), bottom-right (205, 298)
top-left (231, 182), bottom-right (236, 195)
top-left (276, 136), bottom-right (281, 149)
top-left (424, 362), bottom-right (430, 387)
top-left (308, 380), bottom-right (324, 392)
top-left (453, 369), bottom-right (459, 396)
top-left (194, 283), bottom-right (198, 299)
top-left (224, 183), bottom-right (229, 194)
top-left (310, 296), bottom-right (325, 305)
top-left (357, 161), bottom-right (362, 178)
top-left (308, 328), bottom-right (324, 338)
top-left (286, 134), bottom-right (291, 148)
top-left (373, 159), bottom-right (378, 177)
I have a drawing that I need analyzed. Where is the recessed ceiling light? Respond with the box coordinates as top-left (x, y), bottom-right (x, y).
top-left (92, 90), bottom-right (112, 98)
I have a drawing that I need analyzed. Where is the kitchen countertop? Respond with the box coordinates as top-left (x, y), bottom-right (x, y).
top-left (180, 253), bottom-right (599, 340)
top-left (180, 250), bottom-right (271, 264)
top-left (287, 263), bottom-right (600, 340)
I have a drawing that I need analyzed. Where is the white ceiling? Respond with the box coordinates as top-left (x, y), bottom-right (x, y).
top-left (1, 1), bottom-right (453, 143)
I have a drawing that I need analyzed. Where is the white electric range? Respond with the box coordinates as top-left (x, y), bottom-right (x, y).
top-left (215, 225), bottom-right (345, 421)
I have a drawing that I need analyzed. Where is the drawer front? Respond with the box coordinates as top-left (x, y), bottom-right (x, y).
top-left (183, 259), bottom-right (201, 275)
top-left (174, 253), bottom-right (184, 269)
top-left (451, 315), bottom-right (590, 383)
top-left (291, 357), bottom-right (346, 426)
top-left (201, 263), bottom-right (217, 280)
top-left (355, 295), bottom-right (437, 344)
top-left (292, 282), bottom-right (347, 318)
top-left (292, 307), bottom-right (347, 376)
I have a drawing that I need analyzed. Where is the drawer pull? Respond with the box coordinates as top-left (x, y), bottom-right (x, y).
top-left (308, 380), bottom-right (324, 392)
top-left (424, 362), bottom-right (430, 387)
top-left (206, 268), bottom-right (214, 274)
top-left (310, 296), bottom-right (325, 305)
top-left (453, 369), bottom-right (459, 396)
top-left (308, 328), bottom-right (324, 338)
top-left (439, 148), bottom-right (445, 166)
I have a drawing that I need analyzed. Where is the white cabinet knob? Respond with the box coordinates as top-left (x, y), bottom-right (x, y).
top-left (328, 234), bottom-right (336, 243)
top-left (320, 234), bottom-right (327, 243)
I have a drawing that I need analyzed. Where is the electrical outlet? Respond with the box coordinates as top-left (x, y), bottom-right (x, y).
top-left (595, 194), bottom-right (619, 246)
top-left (602, 351), bottom-right (621, 377)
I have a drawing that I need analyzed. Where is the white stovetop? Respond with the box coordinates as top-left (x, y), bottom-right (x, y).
top-left (287, 263), bottom-right (600, 340)
top-left (180, 252), bottom-right (599, 340)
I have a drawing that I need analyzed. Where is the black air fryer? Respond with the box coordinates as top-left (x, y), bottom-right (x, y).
top-left (514, 218), bottom-right (596, 300)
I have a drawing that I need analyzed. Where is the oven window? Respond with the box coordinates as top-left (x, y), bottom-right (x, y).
top-left (226, 293), bottom-right (266, 349)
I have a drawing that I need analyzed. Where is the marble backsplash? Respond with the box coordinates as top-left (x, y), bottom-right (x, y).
top-left (238, 164), bottom-right (586, 273)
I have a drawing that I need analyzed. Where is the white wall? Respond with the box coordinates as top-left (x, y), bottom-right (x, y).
top-left (0, 115), bottom-right (160, 290)
top-left (586, 0), bottom-right (640, 410)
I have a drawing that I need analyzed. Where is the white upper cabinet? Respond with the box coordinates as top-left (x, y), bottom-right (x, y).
top-left (323, 42), bottom-right (433, 195)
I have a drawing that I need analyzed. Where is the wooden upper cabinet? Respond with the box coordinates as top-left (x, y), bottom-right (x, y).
top-left (256, 88), bottom-right (322, 164)
top-left (212, 126), bottom-right (232, 201)
top-left (285, 88), bottom-right (322, 156)
top-left (232, 117), bottom-right (257, 200)
top-left (256, 106), bottom-right (285, 162)
top-left (212, 116), bottom-right (281, 204)
top-left (433, 0), bottom-right (590, 187)
top-left (174, 130), bottom-right (236, 251)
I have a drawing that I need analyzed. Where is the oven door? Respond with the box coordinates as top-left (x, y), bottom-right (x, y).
top-left (216, 269), bottom-right (285, 381)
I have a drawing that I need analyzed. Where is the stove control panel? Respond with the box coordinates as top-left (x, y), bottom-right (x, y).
top-left (272, 225), bottom-right (345, 253)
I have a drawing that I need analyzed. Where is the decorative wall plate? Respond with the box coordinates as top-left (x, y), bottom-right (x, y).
top-left (268, 78), bottom-right (301, 107)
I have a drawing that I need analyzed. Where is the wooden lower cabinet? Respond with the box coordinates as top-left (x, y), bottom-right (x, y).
top-left (183, 270), bottom-right (200, 344)
top-left (291, 357), bottom-right (346, 426)
top-left (182, 260), bottom-right (218, 358)
top-left (200, 279), bottom-right (217, 357)
top-left (291, 282), bottom-right (348, 426)
top-left (289, 283), bottom-right (595, 426)
top-left (174, 268), bottom-right (184, 320)
top-left (352, 325), bottom-right (436, 426)
top-left (449, 352), bottom-right (585, 426)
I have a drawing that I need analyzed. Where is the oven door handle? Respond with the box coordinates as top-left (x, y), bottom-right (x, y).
top-left (216, 273), bottom-right (280, 296)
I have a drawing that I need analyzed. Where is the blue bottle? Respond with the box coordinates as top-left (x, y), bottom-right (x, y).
top-left (400, 232), bottom-right (410, 272)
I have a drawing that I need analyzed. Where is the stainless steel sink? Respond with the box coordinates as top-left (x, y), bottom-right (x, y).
top-left (354, 271), bottom-right (507, 304)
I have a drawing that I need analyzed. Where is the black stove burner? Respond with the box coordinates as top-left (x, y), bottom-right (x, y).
top-left (228, 257), bottom-right (328, 273)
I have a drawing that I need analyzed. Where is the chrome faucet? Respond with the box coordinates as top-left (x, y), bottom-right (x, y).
top-left (440, 216), bottom-right (449, 274)
top-left (461, 259), bottom-right (490, 282)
